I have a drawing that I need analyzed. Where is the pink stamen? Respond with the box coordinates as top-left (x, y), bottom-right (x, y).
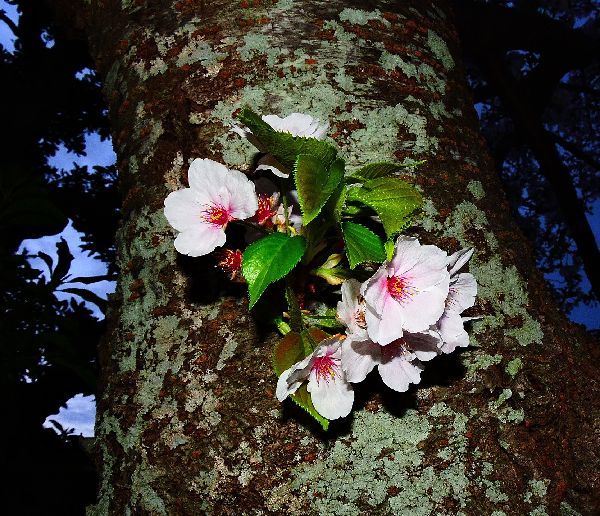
top-left (202, 204), bottom-right (231, 227)
top-left (216, 249), bottom-right (242, 278)
top-left (255, 194), bottom-right (276, 226)
top-left (312, 352), bottom-right (339, 384)
top-left (387, 275), bottom-right (415, 303)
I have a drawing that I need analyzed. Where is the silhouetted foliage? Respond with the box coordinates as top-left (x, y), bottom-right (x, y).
top-left (453, 0), bottom-right (599, 312)
top-left (0, 0), bottom-right (118, 513)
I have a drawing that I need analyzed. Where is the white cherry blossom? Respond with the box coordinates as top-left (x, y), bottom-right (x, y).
top-left (163, 158), bottom-right (258, 257)
top-left (276, 335), bottom-right (354, 420)
top-left (342, 331), bottom-right (441, 392)
top-left (233, 112), bottom-right (328, 178)
top-left (361, 236), bottom-right (450, 345)
top-left (437, 248), bottom-right (478, 353)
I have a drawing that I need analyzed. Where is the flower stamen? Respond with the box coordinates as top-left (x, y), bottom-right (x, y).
top-left (387, 275), bottom-right (415, 303)
top-left (354, 308), bottom-right (367, 329)
top-left (312, 354), bottom-right (340, 384)
top-left (255, 194), bottom-right (277, 226)
top-left (202, 204), bottom-right (231, 227)
top-left (216, 249), bottom-right (242, 279)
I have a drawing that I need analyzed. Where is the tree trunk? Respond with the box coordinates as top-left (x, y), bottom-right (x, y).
top-left (51, 1), bottom-right (599, 514)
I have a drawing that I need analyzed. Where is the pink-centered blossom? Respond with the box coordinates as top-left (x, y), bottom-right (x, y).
top-left (164, 158), bottom-right (258, 257)
top-left (276, 335), bottom-right (354, 420)
top-left (342, 331), bottom-right (441, 392)
top-left (233, 112), bottom-right (328, 178)
top-left (361, 236), bottom-right (450, 345)
top-left (437, 248), bottom-right (478, 353)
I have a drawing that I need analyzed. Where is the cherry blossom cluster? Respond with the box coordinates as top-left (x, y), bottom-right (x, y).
top-left (163, 109), bottom-right (478, 429)
top-left (276, 238), bottom-right (477, 420)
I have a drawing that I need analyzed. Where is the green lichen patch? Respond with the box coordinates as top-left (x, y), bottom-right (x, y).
top-left (506, 357), bottom-right (523, 378)
top-left (426, 30), bottom-right (454, 71)
top-left (467, 180), bottom-right (485, 200)
top-left (286, 403), bottom-right (478, 514)
top-left (290, 409), bottom-right (432, 514)
top-left (463, 353), bottom-right (503, 379)
top-left (339, 8), bottom-right (390, 27)
top-left (488, 389), bottom-right (525, 424)
top-left (524, 479), bottom-right (549, 503)
top-left (472, 255), bottom-right (543, 347)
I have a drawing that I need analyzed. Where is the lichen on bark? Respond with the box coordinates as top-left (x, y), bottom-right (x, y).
top-left (52, 0), bottom-right (600, 513)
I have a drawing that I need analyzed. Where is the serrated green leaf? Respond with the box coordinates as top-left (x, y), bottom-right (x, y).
top-left (238, 107), bottom-right (337, 173)
top-left (348, 161), bottom-right (403, 181)
top-left (273, 328), bottom-right (330, 430)
top-left (341, 221), bottom-right (386, 269)
top-left (346, 177), bottom-right (422, 237)
top-left (295, 155), bottom-right (344, 224)
top-left (242, 233), bottom-right (306, 308)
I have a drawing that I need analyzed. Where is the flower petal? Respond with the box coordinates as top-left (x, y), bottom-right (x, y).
top-left (173, 225), bottom-right (226, 257)
top-left (187, 158), bottom-right (230, 202)
top-left (276, 354), bottom-right (314, 401)
top-left (262, 113), bottom-right (328, 139)
top-left (448, 247), bottom-right (474, 276)
top-left (256, 155), bottom-right (289, 178)
top-left (164, 188), bottom-right (204, 232)
top-left (337, 279), bottom-right (369, 341)
top-left (400, 282), bottom-right (449, 333)
top-left (361, 265), bottom-right (389, 314)
top-left (389, 236), bottom-right (422, 275)
top-left (438, 313), bottom-right (469, 353)
top-left (364, 294), bottom-right (406, 346)
top-left (446, 273), bottom-right (477, 315)
top-left (378, 357), bottom-right (424, 392)
top-left (341, 339), bottom-right (380, 383)
top-left (403, 331), bottom-right (441, 362)
top-left (187, 158), bottom-right (258, 220)
top-left (307, 369), bottom-right (354, 420)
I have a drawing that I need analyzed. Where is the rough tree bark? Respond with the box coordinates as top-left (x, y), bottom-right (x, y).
top-left (51, 1), bottom-right (599, 514)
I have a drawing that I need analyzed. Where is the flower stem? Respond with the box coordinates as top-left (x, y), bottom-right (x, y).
top-left (232, 219), bottom-right (269, 234)
top-left (285, 280), bottom-right (304, 333)
top-left (282, 195), bottom-right (291, 236)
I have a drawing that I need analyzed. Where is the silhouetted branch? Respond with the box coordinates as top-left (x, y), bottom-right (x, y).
top-left (552, 132), bottom-right (600, 172)
top-left (0, 10), bottom-right (18, 38)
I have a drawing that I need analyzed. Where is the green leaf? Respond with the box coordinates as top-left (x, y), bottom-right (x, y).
top-left (295, 155), bottom-right (344, 224)
top-left (341, 221), bottom-right (386, 269)
top-left (384, 239), bottom-right (395, 262)
top-left (273, 328), bottom-right (330, 430)
top-left (348, 162), bottom-right (403, 181)
top-left (242, 233), bottom-right (306, 308)
top-left (237, 107), bottom-right (337, 173)
top-left (346, 177), bottom-right (422, 237)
